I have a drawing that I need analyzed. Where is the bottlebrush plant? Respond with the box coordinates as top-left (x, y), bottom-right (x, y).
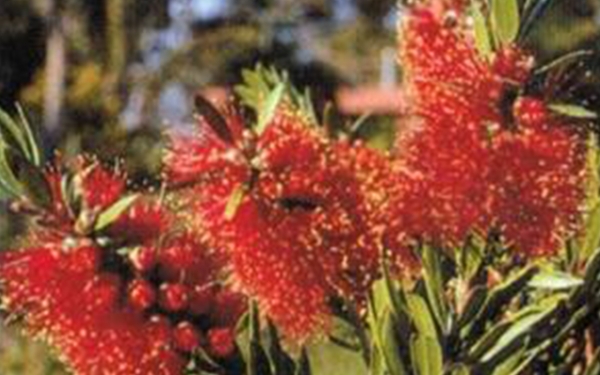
top-left (3, 0), bottom-right (600, 375)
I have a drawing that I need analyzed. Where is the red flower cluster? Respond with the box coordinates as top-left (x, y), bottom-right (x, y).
top-left (391, 5), bottom-right (587, 256)
top-left (165, 103), bottom-right (401, 341)
top-left (0, 160), bottom-right (245, 374)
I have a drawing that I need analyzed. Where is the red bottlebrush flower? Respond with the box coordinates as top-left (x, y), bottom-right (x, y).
top-left (110, 202), bottom-right (169, 244)
top-left (85, 273), bottom-right (123, 313)
top-left (489, 101), bottom-right (587, 256)
top-left (80, 162), bottom-right (126, 211)
top-left (157, 234), bottom-right (224, 285)
top-left (207, 327), bottom-right (236, 358)
top-left (64, 245), bottom-right (101, 274)
top-left (167, 103), bottom-right (388, 341)
top-left (1, 159), bottom-right (246, 373)
top-left (163, 108), bottom-right (247, 187)
top-left (0, 244), bottom-right (187, 375)
top-left (394, 5), bottom-right (588, 257)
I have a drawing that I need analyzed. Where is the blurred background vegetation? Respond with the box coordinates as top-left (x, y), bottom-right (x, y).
top-left (1, 0), bottom-right (600, 373)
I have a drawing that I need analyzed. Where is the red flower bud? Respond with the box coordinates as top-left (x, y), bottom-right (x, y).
top-left (127, 278), bottom-right (157, 311)
top-left (207, 327), bottom-right (236, 358)
top-left (129, 246), bottom-right (157, 273)
top-left (173, 321), bottom-right (202, 353)
top-left (159, 283), bottom-right (190, 312)
top-left (189, 285), bottom-right (216, 316)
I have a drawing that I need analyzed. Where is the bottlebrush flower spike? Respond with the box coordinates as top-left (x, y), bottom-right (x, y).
top-left (394, 4), bottom-right (588, 256)
top-left (165, 93), bottom-right (391, 341)
top-left (490, 99), bottom-right (587, 256)
top-left (0, 242), bottom-right (187, 375)
top-left (1, 156), bottom-right (245, 374)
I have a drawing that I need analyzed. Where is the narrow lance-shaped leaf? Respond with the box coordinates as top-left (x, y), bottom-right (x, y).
top-left (225, 184), bottom-right (246, 221)
top-left (378, 309), bottom-right (408, 375)
top-left (407, 294), bottom-right (438, 339)
top-left (528, 271), bottom-right (583, 290)
top-left (94, 194), bottom-right (140, 231)
top-left (194, 94), bottom-right (235, 145)
top-left (16, 104), bottom-right (42, 166)
top-left (548, 103), bottom-right (598, 120)
top-left (491, 0), bottom-right (520, 45)
top-left (4, 147), bottom-right (52, 208)
top-left (0, 107), bottom-right (34, 162)
top-left (266, 320), bottom-right (295, 375)
top-left (409, 334), bottom-right (443, 375)
top-left (473, 3), bottom-right (493, 59)
top-left (421, 245), bottom-right (448, 333)
top-left (463, 267), bottom-right (539, 343)
top-left (256, 83), bottom-right (286, 135)
top-left (248, 301), bottom-right (273, 375)
top-left (294, 348), bottom-right (311, 375)
top-left (0, 145), bottom-right (22, 198)
top-left (518, 0), bottom-right (556, 42)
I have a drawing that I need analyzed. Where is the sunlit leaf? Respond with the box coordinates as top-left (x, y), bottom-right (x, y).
top-left (94, 194), bottom-right (139, 231)
top-left (491, 0), bottom-right (520, 45)
top-left (473, 4), bottom-right (493, 59)
top-left (548, 103), bottom-right (598, 119)
top-left (225, 184), bottom-right (246, 221)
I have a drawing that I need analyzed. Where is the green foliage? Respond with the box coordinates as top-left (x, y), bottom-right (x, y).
top-left (0, 107), bottom-right (47, 204)
top-left (491, 0), bottom-right (520, 45)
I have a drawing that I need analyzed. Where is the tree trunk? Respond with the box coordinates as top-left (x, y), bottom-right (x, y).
top-left (104, 0), bottom-right (127, 114)
top-left (43, 0), bottom-right (66, 135)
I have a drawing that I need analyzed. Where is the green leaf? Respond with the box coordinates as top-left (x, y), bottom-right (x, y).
top-left (248, 301), bottom-right (273, 375)
top-left (407, 294), bottom-right (438, 339)
top-left (225, 184), bottom-right (246, 221)
top-left (529, 271), bottom-right (583, 290)
top-left (194, 94), bottom-right (234, 145)
top-left (0, 145), bottom-right (23, 198)
top-left (480, 296), bottom-right (563, 364)
top-left (249, 341), bottom-right (273, 375)
top-left (491, 0), bottom-right (520, 45)
top-left (458, 235), bottom-right (485, 285)
top-left (457, 286), bottom-right (488, 328)
top-left (473, 3), bottom-right (493, 59)
top-left (235, 65), bottom-right (318, 133)
top-left (382, 258), bottom-right (409, 318)
top-left (534, 50), bottom-right (594, 75)
top-left (94, 194), bottom-right (139, 231)
top-left (463, 267), bottom-right (539, 344)
top-left (451, 364), bottom-right (471, 375)
top-left (583, 247), bottom-right (600, 294)
top-left (256, 83), bottom-right (286, 135)
top-left (15, 104), bottom-right (41, 166)
top-left (468, 320), bottom-right (514, 360)
top-left (0, 107), bottom-right (34, 162)
top-left (581, 202), bottom-right (600, 260)
top-left (294, 348), bottom-right (311, 375)
top-left (4, 147), bottom-right (52, 208)
top-left (548, 103), bottom-right (598, 119)
top-left (409, 334), bottom-right (443, 375)
top-left (378, 309), bottom-right (408, 375)
top-left (421, 245), bottom-right (448, 333)
top-left (266, 320), bottom-right (295, 375)
top-left (470, 267), bottom-right (538, 327)
top-left (491, 345), bottom-right (527, 375)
